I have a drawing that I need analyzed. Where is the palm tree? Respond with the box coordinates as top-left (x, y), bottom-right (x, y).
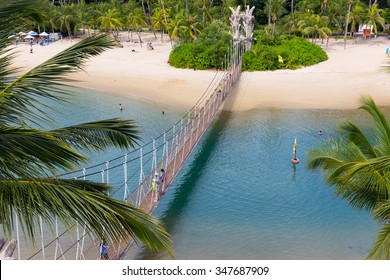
top-left (146, 0), bottom-right (157, 38)
top-left (265, 0), bottom-right (287, 36)
top-left (168, 12), bottom-right (188, 46)
top-left (58, 4), bottom-right (77, 40)
top-left (366, 3), bottom-right (385, 36)
top-left (128, 8), bottom-right (148, 47)
top-left (344, 0), bottom-right (353, 50)
top-left (97, 8), bottom-right (122, 38)
top-left (307, 96), bottom-right (390, 259)
top-left (349, 2), bottom-right (366, 34)
top-left (152, 7), bottom-right (169, 42)
top-left (185, 14), bottom-right (201, 40)
top-left (0, 0), bottom-right (172, 258)
top-left (74, 0), bottom-right (93, 37)
top-left (299, 13), bottom-right (332, 43)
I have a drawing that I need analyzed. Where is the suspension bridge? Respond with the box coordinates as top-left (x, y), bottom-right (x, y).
top-left (0, 40), bottom-right (246, 260)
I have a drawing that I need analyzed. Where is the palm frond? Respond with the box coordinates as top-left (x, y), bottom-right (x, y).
top-left (0, 0), bottom-right (37, 19)
top-left (366, 224), bottom-right (390, 260)
top-left (0, 126), bottom-right (86, 178)
top-left (340, 121), bottom-right (377, 159)
top-left (0, 178), bottom-right (173, 255)
top-left (0, 34), bottom-right (117, 125)
top-left (373, 200), bottom-right (390, 222)
top-left (51, 118), bottom-right (141, 152)
top-left (307, 141), bottom-right (390, 211)
top-left (359, 96), bottom-right (390, 156)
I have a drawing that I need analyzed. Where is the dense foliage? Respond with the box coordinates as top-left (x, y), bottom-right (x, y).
top-left (243, 34), bottom-right (328, 71)
top-left (168, 21), bottom-right (231, 69)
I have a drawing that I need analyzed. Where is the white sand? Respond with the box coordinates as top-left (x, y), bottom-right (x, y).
top-left (11, 33), bottom-right (390, 112)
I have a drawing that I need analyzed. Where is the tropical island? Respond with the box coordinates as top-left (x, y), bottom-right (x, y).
top-left (1, 0), bottom-right (390, 262)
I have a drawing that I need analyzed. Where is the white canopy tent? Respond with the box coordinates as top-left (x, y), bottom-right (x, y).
top-left (39, 32), bottom-right (49, 37)
top-left (27, 31), bottom-right (38, 36)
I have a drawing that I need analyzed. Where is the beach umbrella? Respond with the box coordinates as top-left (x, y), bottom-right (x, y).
top-left (39, 32), bottom-right (49, 37)
top-left (27, 31), bottom-right (38, 36)
top-left (24, 35), bottom-right (34, 39)
top-left (18, 32), bottom-right (26, 36)
top-left (7, 34), bottom-right (16, 39)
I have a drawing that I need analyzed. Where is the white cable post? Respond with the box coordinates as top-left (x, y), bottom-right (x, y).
top-left (75, 221), bottom-right (80, 260)
top-left (106, 161), bottom-right (110, 185)
top-left (202, 99), bottom-right (207, 132)
top-left (14, 212), bottom-right (21, 260)
top-left (100, 170), bottom-right (106, 196)
top-left (54, 216), bottom-right (65, 260)
top-left (196, 110), bottom-right (201, 141)
top-left (172, 134), bottom-right (178, 177)
top-left (181, 121), bottom-right (188, 162)
top-left (123, 154), bottom-right (128, 200)
top-left (54, 216), bottom-right (58, 259)
top-left (171, 125), bottom-right (176, 155)
top-left (189, 118), bottom-right (194, 151)
top-left (152, 139), bottom-right (157, 172)
top-left (164, 140), bottom-right (169, 172)
top-left (80, 223), bottom-right (87, 260)
top-left (139, 146), bottom-right (144, 185)
top-left (39, 216), bottom-right (45, 260)
top-left (162, 132), bottom-right (166, 157)
top-left (180, 119), bottom-right (183, 144)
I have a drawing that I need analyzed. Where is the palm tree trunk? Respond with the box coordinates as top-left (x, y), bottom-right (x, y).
top-left (146, 0), bottom-right (157, 38)
top-left (344, 1), bottom-right (352, 50)
top-left (137, 29), bottom-right (143, 47)
top-left (141, 0), bottom-right (146, 15)
top-left (268, 0), bottom-right (272, 25)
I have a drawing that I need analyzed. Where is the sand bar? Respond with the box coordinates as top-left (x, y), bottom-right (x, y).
top-left (11, 33), bottom-right (390, 112)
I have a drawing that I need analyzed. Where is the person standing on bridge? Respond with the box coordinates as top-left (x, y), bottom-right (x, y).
top-left (217, 84), bottom-right (222, 95)
top-left (152, 172), bottom-right (161, 201)
top-left (99, 240), bottom-right (109, 260)
top-left (159, 169), bottom-right (166, 195)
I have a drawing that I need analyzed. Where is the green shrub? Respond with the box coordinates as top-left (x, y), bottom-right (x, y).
top-left (243, 36), bottom-right (328, 71)
top-left (169, 21), bottom-right (231, 70)
top-left (169, 43), bottom-right (195, 68)
top-left (170, 29), bottom-right (328, 71)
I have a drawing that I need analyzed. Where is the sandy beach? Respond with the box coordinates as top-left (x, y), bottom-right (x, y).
top-left (11, 33), bottom-right (390, 112)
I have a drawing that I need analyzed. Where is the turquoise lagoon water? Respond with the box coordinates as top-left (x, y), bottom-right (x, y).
top-left (38, 88), bottom-right (382, 259)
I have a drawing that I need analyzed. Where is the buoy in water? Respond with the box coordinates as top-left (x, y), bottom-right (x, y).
top-left (291, 137), bottom-right (299, 164)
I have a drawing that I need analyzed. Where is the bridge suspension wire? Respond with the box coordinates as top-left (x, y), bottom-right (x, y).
top-left (22, 41), bottom-right (245, 260)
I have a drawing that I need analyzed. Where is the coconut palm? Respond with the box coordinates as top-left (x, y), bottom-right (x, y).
top-left (168, 11), bottom-right (188, 45)
top-left (0, 0), bottom-right (172, 257)
top-left (152, 7), bottom-right (169, 42)
top-left (97, 8), bottom-right (122, 38)
top-left (366, 3), bottom-right (385, 36)
top-left (299, 13), bottom-right (332, 43)
top-left (344, 0), bottom-right (353, 49)
top-left (264, 0), bottom-right (287, 36)
top-left (307, 96), bottom-right (390, 259)
top-left (58, 4), bottom-right (77, 39)
top-left (128, 8), bottom-right (148, 47)
top-left (349, 2), bottom-right (366, 33)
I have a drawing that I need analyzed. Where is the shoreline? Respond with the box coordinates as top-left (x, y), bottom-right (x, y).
top-left (11, 33), bottom-right (390, 112)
